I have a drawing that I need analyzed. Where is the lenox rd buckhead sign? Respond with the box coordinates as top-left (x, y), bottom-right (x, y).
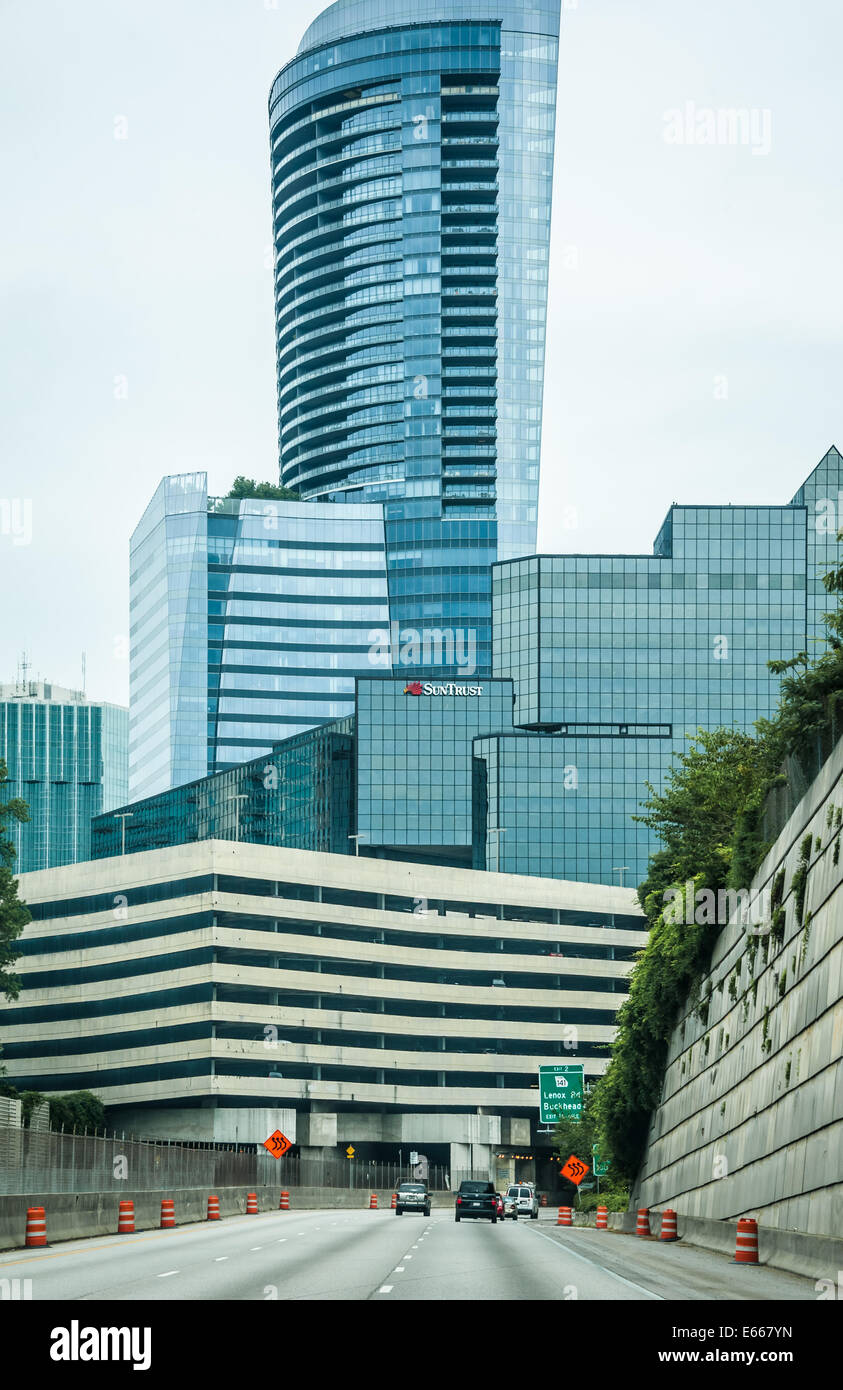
top-left (404, 681), bottom-right (484, 696)
top-left (538, 1064), bottom-right (584, 1124)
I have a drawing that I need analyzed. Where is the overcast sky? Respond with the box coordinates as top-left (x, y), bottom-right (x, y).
top-left (2, 0), bottom-right (841, 706)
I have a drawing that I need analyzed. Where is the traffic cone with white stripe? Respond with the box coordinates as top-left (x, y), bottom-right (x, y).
top-left (660, 1209), bottom-right (678, 1241)
top-left (118, 1200), bottom-right (135, 1234)
top-left (207, 1194), bottom-right (220, 1221)
top-left (595, 1205), bottom-right (608, 1230)
top-left (733, 1217), bottom-right (759, 1264)
top-left (635, 1208), bottom-right (650, 1237)
top-left (246, 1192), bottom-right (258, 1214)
top-left (25, 1207), bottom-right (46, 1248)
top-left (160, 1199), bottom-right (175, 1229)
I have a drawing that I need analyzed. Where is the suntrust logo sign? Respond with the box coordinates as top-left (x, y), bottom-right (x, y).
top-left (404, 681), bottom-right (483, 697)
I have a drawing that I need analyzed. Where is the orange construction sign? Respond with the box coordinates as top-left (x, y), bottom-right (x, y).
top-left (560, 1154), bottom-right (590, 1186)
top-left (263, 1129), bottom-right (293, 1159)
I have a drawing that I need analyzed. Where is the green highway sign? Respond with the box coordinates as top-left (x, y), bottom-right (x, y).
top-left (538, 1064), bottom-right (584, 1125)
top-left (593, 1161), bottom-right (610, 1176)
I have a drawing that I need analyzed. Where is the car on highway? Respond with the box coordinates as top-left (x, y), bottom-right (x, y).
top-left (394, 1181), bottom-right (431, 1216)
top-left (504, 1183), bottom-right (539, 1219)
top-left (454, 1179), bottom-right (498, 1223)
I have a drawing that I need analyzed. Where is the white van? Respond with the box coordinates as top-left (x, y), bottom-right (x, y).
top-left (504, 1184), bottom-right (539, 1219)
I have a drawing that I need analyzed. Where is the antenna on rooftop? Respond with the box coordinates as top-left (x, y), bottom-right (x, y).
top-left (81, 651), bottom-right (87, 697)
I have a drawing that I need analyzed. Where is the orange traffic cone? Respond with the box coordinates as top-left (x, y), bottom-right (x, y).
top-left (733, 1217), bottom-right (759, 1264)
top-left (246, 1192), bottom-right (258, 1214)
top-left (540, 1194), bottom-right (547, 1207)
top-left (660, 1209), bottom-right (679, 1241)
top-left (636, 1208), bottom-right (650, 1237)
top-left (207, 1194), bottom-right (220, 1221)
top-left (118, 1200), bottom-right (135, 1234)
top-left (595, 1205), bottom-right (608, 1230)
top-left (25, 1207), bottom-right (46, 1248)
top-left (391, 1193), bottom-right (397, 1209)
top-left (160, 1199), bottom-right (175, 1229)
top-left (369, 1193), bottom-right (378, 1210)
top-left (279, 1190), bottom-right (289, 1211)
top-left (556, 1206), bottom-right (572, 1226)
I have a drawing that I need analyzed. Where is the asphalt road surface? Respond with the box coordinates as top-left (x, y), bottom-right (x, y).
top-left (0, 1209), bottom-right (817, 1301)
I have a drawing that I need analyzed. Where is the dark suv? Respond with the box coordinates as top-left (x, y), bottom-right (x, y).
top-left (454, 1180), bottom-right (498, 1223)
top-left (395, 1181), bottom-right (431, 1216)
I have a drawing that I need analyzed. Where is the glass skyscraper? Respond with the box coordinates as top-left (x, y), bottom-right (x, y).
top-left (477, 445), bottom-right (843, 882)
top-left (0, 679), bottom-right (128, 872)
top-left (93, 718), bottom-right (354, 860)
top-left (269, 0), bottom-right (561, 677)
top-left (129, 473), bottom-right (388, 801)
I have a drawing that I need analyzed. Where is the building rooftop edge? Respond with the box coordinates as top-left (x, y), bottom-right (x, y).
top-left (17, 838), bottom-right (643, 913)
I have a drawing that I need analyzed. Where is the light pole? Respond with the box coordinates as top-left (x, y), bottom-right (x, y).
top-left (231, 793), bottom-right (248, 842)
top-left (348, 833), bottom-right (367, 856)
top-left (488, 826), bottom-right (506, 873)
top-left (612, 866), bottom-right (630, 888)
top-left (114, 812), bottom-right (134, 856)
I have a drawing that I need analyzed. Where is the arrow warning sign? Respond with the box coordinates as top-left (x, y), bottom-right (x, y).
top-left (263, 1129), bottom-right (292, 1159)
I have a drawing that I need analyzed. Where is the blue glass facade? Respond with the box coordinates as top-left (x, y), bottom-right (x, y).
top-left (477, 446), bottom-right (843, 883)
top-left (356, 675), bottom-right (514, 862)
top-left (0, 681), bottom-right (128, 872)
top-left (92, 719), bottom-right (353, 860)
top-left (269, 0), bottom-right (561, 678)
top-left (129, 473), bottom-right (388, 800)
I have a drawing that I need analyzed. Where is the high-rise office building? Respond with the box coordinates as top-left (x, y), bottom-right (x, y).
top-left (269, 1), bottom-right (561, 677)
top-left (129, 474), bottom-right (388, 801)
top-left (0, 678), bottom-right (128, 873)
top-left (122, 449), bottom-right (843, 884)
top-left (474, 445), bottom-right (843, 881)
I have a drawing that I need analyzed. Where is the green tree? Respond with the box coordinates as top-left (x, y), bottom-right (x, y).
top-left (225, 476), bottom-right (300, 502)
top-left (47, 1091), bottom-right (106, 1133)
top-left (0, 759), bottom-right (30, 1005)
top-left (633, 728), bottom-right (776, 905)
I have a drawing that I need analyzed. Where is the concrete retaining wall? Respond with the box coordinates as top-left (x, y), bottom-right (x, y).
top-left (631, 739), bottom-right (843, 1247)
top-left (0, 1187), bottom-right (455, 1251)
top-left (538, 1207), bottom-right (843, 1281)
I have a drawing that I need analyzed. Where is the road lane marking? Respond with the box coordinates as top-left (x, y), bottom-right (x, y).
top-left (250, 1247), bottom-right (263, 1251)
top-left (378, 1285), bottom-right (393, 1293)
top-left (0, 1215), bottom-right (289, 1269)
top-left (214, 1257), bottom-right (228, 1263)
top-left (277, 1239), bottom-right (287, 1244)
top-left (157, 1270), bottom-right (179, 1278)
top-left (526, 1228), bottom-right (663, 1300)
top-left (395, 1266), bottom-right (405, 1272)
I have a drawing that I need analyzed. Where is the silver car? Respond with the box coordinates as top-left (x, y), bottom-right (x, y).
top-left (504, 1183), bottom-right (539, 1219)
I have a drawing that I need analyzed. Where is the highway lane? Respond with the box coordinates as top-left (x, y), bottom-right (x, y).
top-left (0, 1209), bottom-right (817, 1301)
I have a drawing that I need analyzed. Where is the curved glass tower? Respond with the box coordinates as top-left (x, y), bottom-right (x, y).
top-left (269, 1), bottom-right (561, 678)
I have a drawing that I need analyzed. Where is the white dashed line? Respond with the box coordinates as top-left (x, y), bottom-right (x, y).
top-left (277, 1239), bottom-right (287, 1243)
top-left (214, 1257), bottom-right (228, 1263)
top-left (395, 1266), bottom-right (405, 1273)
top-left (378, 1285), bottom-right (393, 1294)
top-left (250, 1246), bottom-right (262, 1251)
top-left (157, 1270), bottom-right (179, 1278)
